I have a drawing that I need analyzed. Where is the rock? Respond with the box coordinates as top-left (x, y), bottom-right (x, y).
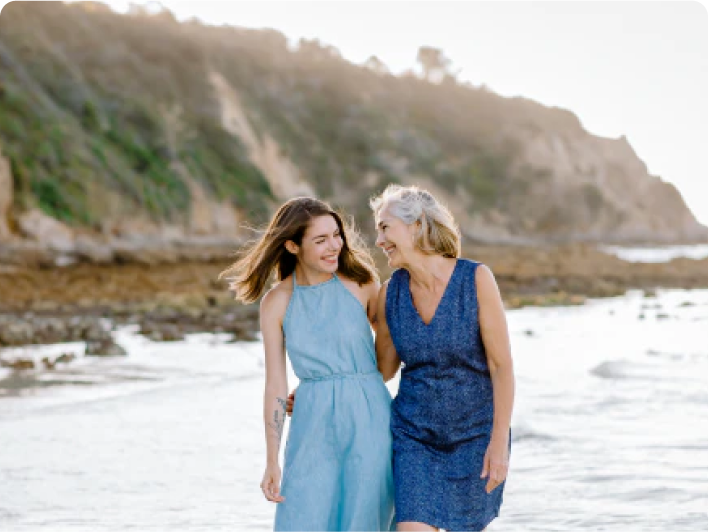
top-left (139, 321), bottom-right (185, 342)
top-left (16, 209), bottom-right (75, 253)
top-left (643, 289), bottom-right (657, 298)
top-left (229, 323), bottom-right (259, 342)
top-left (0, 321), bottom-right (35, 345)
top-left (55, 352), bottom-right (77, 364)
top-left (0, 357), bottom-right (35, 370)
top-left (74, 235), bottom-right (115, 264)
top-left (41, 356), bottom-right (56, 370)
top-left (85, 339), bottom-right (127, 356)
top-left (80, 321), bottom-right (112, 342)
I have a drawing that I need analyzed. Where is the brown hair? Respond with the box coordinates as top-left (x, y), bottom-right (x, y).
top-left (219, 197), bottom-right (379, 303)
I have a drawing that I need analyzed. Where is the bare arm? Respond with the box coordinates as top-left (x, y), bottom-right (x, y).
top-left (260, 289), bottom-right (289, 471)
top-left (375, 281), bottom-right (401, 382)
top-left (366, 280), bottom-right (382, 333)
top-left (477, 265), bottom-right (515, 439)
top-left (477, 264), bottom-right (515, 492)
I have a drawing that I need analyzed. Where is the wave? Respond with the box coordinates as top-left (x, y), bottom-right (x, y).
top-left (589, 360), bottom-right (659, 380)
top-left (512, 423), bottom-right (556, 442)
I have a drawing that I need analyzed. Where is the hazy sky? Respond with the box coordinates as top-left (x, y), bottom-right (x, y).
top-left (6, 1), bottom-right (708, 224)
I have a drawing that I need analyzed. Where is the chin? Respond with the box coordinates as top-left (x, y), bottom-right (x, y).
top-left (321, 260), bottom-right (339, 273)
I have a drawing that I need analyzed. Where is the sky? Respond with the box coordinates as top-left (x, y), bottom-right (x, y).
top-left (5, 1), bottom-right (708, 224)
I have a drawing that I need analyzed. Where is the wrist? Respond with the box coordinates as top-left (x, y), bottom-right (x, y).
top-left (491, 427), bottom-right (510, 444)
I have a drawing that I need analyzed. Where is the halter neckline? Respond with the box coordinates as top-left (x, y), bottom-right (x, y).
top-left (293, 270), bottom-right (338, 289)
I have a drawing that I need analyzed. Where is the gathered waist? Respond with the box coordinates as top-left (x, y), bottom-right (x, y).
top-left (300, 369), bottom-right (381, 383)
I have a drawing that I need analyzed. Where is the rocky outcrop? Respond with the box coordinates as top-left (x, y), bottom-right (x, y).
top-left (16, 209), bottom-right (76, 253)
top-left (493, 127), bottom-right (708, 244)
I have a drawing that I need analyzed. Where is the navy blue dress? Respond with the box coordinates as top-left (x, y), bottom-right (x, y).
top-left (386, 259), bottom-right (507, 531)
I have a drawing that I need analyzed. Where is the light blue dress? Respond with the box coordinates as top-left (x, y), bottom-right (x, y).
top-left (274, 272), bottom-right (396, 531)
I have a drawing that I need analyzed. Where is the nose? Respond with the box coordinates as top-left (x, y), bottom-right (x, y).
top-left (375, 231), bottom-right (385, 248)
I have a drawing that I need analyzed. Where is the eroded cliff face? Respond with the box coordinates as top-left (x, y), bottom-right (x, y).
top-left (0, 0), bottom-right (705, 266)
top-left (458, 122), bottom-right (708, 244)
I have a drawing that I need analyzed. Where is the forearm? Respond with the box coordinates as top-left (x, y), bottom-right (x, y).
top-left (263, 384), bottom-right (288, 465)
top-left (489, 361), bottom-right (515, 442)
top-left (376, 349), bottom-right (400, 382)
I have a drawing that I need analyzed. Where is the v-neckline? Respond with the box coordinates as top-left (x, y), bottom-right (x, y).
top-left (405, 259), bottom-right (460, 327)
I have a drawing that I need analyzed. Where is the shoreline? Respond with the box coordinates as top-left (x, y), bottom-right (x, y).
top-left (1, 243), bottom-right (707, 353)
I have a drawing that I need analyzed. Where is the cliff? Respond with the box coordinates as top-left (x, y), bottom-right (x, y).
top-left (0, 1), bottom-right (705, 267)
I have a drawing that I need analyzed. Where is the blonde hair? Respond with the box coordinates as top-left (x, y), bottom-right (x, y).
top-left (370, 184), bottom-right (461, 258)
top-left (220, 197), bottom-right (379, 304)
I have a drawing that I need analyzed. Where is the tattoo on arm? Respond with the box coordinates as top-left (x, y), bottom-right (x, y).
top-left (268, 397), bottom-right (287, 443)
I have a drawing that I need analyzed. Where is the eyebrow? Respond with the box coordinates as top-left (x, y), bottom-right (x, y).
top-left (311, 229), bottom-right (341, 240)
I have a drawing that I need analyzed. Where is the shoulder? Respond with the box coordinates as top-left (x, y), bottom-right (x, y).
top-left (387, 268), bottom-right (406, 286)
top-left (470, 262), bottom-right (501, 299)
top-left (457, 258), bottom-right (490, 277)
top-left (456, 258), bottom-right (497, 291)
top-left (338, 274), bottom-right (380, 299)
top-left (260, 278), bottom-right (292, 319)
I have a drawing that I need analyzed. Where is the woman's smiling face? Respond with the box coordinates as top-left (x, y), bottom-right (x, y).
top-left (375, 206), bottom-right (418, 268)
top-left (294, 214), bottom-right (343, 274)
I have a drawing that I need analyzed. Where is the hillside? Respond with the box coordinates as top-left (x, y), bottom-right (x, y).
top-left (0, 1), bottom-right (706, 266)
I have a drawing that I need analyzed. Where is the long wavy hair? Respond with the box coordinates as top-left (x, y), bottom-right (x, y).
top-left (219, 197), bottom-right (379, 304)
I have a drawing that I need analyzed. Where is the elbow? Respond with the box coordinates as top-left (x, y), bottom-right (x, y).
top-left (380, 363), bottom-right (400, 383)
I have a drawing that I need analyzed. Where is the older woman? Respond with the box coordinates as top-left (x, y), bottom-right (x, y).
top-left (372, 184), bottom-right (514, 532)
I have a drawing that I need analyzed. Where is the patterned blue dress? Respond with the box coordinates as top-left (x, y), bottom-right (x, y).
top-left (385, 259), bottom-right (508, 531)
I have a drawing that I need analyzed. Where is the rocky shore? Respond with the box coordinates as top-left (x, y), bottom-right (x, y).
top-left (1, 242), bottom-right (707, 370)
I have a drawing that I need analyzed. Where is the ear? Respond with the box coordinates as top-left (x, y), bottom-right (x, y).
top-left (284, 240), bottom-right (299, 255)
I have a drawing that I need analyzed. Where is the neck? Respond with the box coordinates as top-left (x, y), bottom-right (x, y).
top-left (406, 254), bottom-right (453, 291)
top-left (294, 264), bottom-right (335, 286)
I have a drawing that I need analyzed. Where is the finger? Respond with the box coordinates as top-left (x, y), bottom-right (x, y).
top-left (267, 480), bottom-right (285, 503)
top-left (486, 477), bottom-right (500, 494)
top-left (493, 462), bottom-right (509, 482)
top-left (492, 466), bottom-right (503, 482)
top-left (272, 488), bottom-right (285, 503)
top-left (263, 482), bottom-right (278, 502)
top-left (480, 455), bottom-right (490, 478)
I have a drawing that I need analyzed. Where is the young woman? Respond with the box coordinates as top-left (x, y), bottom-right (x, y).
top-left (220, 197), bottom-right (395, 531)
top-left (372, 184), bottom-right (514, 532)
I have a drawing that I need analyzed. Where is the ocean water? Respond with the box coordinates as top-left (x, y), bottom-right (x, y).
top-left (599, 244), bottom-right (708, 263)
top-left (1, 289), bottom-right (707, 531)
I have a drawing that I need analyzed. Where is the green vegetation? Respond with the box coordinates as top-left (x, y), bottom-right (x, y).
top-left (0, 1), bottom-right (586, 228)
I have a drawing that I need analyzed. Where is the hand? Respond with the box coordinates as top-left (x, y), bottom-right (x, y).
top-left (480, 436), bottom-right (509, 494)
top-left (285, 388), bottom-right (297, 417)
top-left (260, 463), bottom-right (285, 503)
